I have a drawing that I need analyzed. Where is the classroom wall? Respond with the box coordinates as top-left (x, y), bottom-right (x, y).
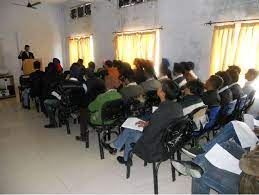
top-left (0, 0), bottom-right (65, 81)
top-left (63, 0), bottom-right (259, 80)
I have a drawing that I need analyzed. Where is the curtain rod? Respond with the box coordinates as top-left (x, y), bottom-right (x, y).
top-left (113, 27), bottom-right (163, 34)
top-left (205, 18), bottom-right (259, 26)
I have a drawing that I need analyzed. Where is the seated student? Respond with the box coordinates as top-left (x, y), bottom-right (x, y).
top-left (172, 62), bottom-right (187, 89)
top-left (44, 63), bottom-right (86, 128)
top-left (228, 65), bottom-right (241, 75)
top-left (173, 121), bottom-right (259, 194)
top-left (119, 73), bottom-right (144, 101)
top-left (104, 60), bottom-right (120, 80)
top-left (88, 79), bottom-right (122, 126)
top-left (29, 61), bottom-right (45, 112)
top-left (53, 58), bottom-right (63, 74)
top-left (134, 58), bottom-right (147, 84)
top-left (85, 61), bottom-right (96, 79)
top-left (243, 69), bottom-right (258, 96)
top-left (103, 80), bottom-right (183, 164)
top-left (215, 71), bottom-right (233, 106)
top-left (227, 69), bottom-right (244, 100)
top-left (202, 75), bottom-right (222, 107)
top-left (140, 64), bottom-right (161, 93)
top-left (159, 58), bottom-right (172, 80)
top-left (180, 80), bottom-right (205, 116)
top-left (183, 61), bottom-right (198, 81)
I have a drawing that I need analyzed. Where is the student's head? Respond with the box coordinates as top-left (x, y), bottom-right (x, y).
top-left (123, 72), bottom-right (136, 85)
top-left (33, 61), bottom-right (41, 70)
top-left (228, 69), bottom-right (239, 83)
top-left (173, 63), bottom-right (185, 75)
top-left (245, 69), bottom-right (258, 81)
top-left (88, 61), bottom-right (95, 71)
top-left (70, 63), bottom-right (84, 80)
top-left (25, 45), bottom-right (30, 52)
top-left (104, 60), bottom-right (113, 68)
top-left (78, 59), bottom-right (84, 66)
top-left (205, 75), bottom-right (223, 91)
top-left (160, 58), bottom-right (170, 76)
top-left (143, 61), bottom-right (155, 78)
top-left (157, 80), bottom-right (180, 101)
top-left (184, 80), bottom-right (204, 96)
top-left (215, 71), bottom-right (232, 87)
top-left (184, 61), bottom-right (195, 72)
top-left (53, 58), bottom-right (60, 65)
top-left (47, 62), bottom-right (57, 74)
top-left (228, 65), bottom-right (241, 74)
top-left (134, 58), bottom-right (141, 68)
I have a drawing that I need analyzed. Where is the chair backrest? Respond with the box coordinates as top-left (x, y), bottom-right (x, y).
top-left (101, 99), bottom-right (125, 122)
top-left (244, 90), bottom-right (256, 112)
top-left (237, 95), bottom-right (248, 111)
top-left (188, 105), bottom-right (208, 131)
top-left (124, 98), bottom-right (145, 118)
top-left (204, 105), bottom-right (221, 130)
top-left (163, 116), bottom-right (194, 156)
top-left (221, 99), bottom-right (237, 116)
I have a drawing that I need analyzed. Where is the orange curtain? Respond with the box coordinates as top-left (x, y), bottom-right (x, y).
top-left (114, 31), bottom-right (157, 68)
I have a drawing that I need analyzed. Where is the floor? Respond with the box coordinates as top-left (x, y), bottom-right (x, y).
top-left (0, 98), bottom-right (191, 194)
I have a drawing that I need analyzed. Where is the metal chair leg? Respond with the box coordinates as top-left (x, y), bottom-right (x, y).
top-left (153, 162), bottom-right (160, 194)
top-left (177, 150), bottom-right (182, 176)
top-left (85, 130), bottom-right (89, 148)
top-left (144, 161), bottom-right (148, 167)
top-left (66, 120), bottom-right (71, 134)
top-left (97, 131), bottom-right (104, 160)
top-left (126, 163), bottom-right (131, 179)
top-left (170, 160), bottom-right (176, 182)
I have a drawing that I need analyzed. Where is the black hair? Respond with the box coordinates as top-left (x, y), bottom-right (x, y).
top-left (78, 59), bottom-right (83, 63)
top-left (186, 80), bottom-right (204, 96)
top-left (105, 60), bottom-right (113, 68)
top-left (208, 75), bottom-right (223, 90)
top-left (88, 61), bottom-right (95, 69)
top-left (215, 71), bottom-right (232, 87)
top-left (25, 45), bottom-right (30, 49)
top-left (98, 69), bottom-right (109, 80)
top-left (33, 61), bottom-right (41, 70)
top-left (161, 79), bottom-right (180, 100)
top-left (53, 58), bottom-right (60, 64)
top-left (227, 69), bottom-right (239, 83)
top-left (70, 63), bottom-right (84, 80)
top-left (184, 61), bottom-right (195, 71)
top-left (173, 63), bottom-right (185, 74)
top-left (228, 65), bottom-right (241, 74)
top-left (124, 72), bottom-right (136, 83)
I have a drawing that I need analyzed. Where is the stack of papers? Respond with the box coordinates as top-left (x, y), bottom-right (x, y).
top-left (121, 117), bottom-right (145, 132)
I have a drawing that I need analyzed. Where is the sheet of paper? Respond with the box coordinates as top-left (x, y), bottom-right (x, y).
top-left (51, 91), bottom-right (61, 100)
top-left (205, 144), bottom-right (242, 175)
top-left (232, 121), bottom-right (258, 149)
top-left (152, 106), bottom-right (158, 113)
top-left (121, 117), bottom-right (144, 132)
top-left (244, 114), bottom-right (255, 130)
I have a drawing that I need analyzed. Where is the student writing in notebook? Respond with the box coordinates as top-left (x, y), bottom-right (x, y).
top-left (103, 79), bottom-right (183, 165)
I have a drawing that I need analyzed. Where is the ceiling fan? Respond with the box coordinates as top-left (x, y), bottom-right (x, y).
top-left (12, 1), bottom-right (42, 9)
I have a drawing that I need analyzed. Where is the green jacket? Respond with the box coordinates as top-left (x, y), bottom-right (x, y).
top-left (88, 89), bottom-right (122, 125)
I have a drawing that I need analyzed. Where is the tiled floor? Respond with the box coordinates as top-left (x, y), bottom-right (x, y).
top-left (0, 98), bottom-right (191, 194)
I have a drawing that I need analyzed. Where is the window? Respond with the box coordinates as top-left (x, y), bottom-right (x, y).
top-left (210, 22), bottom-right (259, 84)
top-left (68, 36), bottom-right (94, 66)
top-left (70, 3), bottom-right (91, 20)
top-left (114, 30), bottom-right (160, 73)
top-left (118, 0), bottom-right (155, 8)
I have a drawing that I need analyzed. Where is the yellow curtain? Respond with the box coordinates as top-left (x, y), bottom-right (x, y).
top-left (69, 38), bottom-right (79, 65)
top-left (69, 36), bottom-right (94, 66)
top-left (115, 31), bottom-right (156, 68)
top-left (210, 22), bottom-right (259, 76)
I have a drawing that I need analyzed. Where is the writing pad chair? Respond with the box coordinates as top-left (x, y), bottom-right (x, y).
top-left (126, 117), bottom-right (193, 194)
top-left (187, 106), bottom-right (209, 146)
top-left (58, 91), bottom-right (80, 135)
top-left (244, 90), bottom-right (256, 113)
top-left (144, 90), bottom-right (160, 114)
top-left (90, 99), bottom-right (125, 160)
top-left (232, 95), bottom-right (248, 121)
top-left (123, 98), bottom-right (146, 118)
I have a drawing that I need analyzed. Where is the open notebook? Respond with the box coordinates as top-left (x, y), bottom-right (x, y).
top-left (121, 117), bottom-right (145, 132)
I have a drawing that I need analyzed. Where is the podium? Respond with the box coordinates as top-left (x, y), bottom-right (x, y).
top-left (22, 59), bottom-right (43, 75)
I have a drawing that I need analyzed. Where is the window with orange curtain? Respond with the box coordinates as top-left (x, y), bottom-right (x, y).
top-left (210, 22), bottom-right (259, 84)
top-left (68, 36), bottom-right (94, 66)
top-left (114, 30), bottom-right (160, 71)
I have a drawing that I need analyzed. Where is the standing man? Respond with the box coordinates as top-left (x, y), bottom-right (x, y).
top-left (18, 45), bottom-right (34, 61)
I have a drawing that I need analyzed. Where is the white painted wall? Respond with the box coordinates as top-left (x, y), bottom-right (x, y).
top-left (0, 0), bottom-right (65, 82)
